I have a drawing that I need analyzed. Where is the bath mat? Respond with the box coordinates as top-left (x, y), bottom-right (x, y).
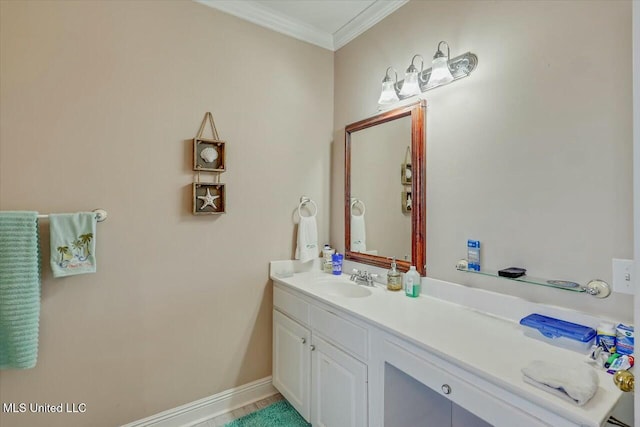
top-left (224, 400), bottom-right (310, 427)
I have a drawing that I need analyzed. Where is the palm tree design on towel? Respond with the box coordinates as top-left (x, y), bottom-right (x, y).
top-left (57, 246), bottom-right (73, 266)
top-left (72, 239), bottom-right (83, 255)
top-left (57, 233), bottom-right (93, 267)
top-left (78, 233), bottom-right (93, 260)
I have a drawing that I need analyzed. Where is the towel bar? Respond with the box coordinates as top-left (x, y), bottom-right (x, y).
top-left (37, 208), bottom-right (108, 222)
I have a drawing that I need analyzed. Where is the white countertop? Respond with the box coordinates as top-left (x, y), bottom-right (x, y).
top-left (270, 263), bottom-right (624, 427)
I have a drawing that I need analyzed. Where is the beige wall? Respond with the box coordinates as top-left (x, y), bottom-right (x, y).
top-left (0, 1), bottom-right (333, 426)
top-left (333, 0), bottom-right (633, 321)
top-left (0, 0), bottom-right (634, 424)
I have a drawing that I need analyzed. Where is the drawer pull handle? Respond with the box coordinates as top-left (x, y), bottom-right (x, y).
top-left (310, 345), bottom-right (316, 351)
top-left (441, 384), bottom-right (451, 395)
top-left (301, 337), bottom-right (306, 344)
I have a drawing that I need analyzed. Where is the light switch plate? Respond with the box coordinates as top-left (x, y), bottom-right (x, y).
top-left (612, 258), bottom-right (634, 294)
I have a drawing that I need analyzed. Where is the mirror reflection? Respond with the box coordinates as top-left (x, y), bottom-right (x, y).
top-left (345, 100), bottom-right (426, 276)
top-left (350, 116), bottom-right (412, 261)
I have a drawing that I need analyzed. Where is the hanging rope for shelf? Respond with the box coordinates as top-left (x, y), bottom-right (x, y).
top-left (195, 170), bottom-right (220, 184)
top-left (197, 112), bottom-right (220, 140)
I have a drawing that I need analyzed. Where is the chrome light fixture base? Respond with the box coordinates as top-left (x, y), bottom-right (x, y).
top-left (396, 51), bottom-right (478, 100)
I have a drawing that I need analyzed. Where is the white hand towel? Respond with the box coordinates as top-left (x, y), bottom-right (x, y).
top-left (295, 216), bottom-right (318, 263)
top-left (351, 214), bottom-right (366, 252)
top-left (521, 360), bottom-right (599, 406)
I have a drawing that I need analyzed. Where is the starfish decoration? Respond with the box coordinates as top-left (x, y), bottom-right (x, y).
top-left (197, 188), bottom-right (220, 210)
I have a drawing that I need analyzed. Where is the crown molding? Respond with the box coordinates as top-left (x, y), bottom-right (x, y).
top-left (194, 0), bottom-right (408, 51)
top-left (333, 0), bottom-right (409, 50)
top-left (194, 0), bottom-right (334, 50)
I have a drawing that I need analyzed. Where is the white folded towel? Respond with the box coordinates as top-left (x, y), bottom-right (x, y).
top-left (521, 360), bottom-right (599, 406)
top-left (295, 216), bottom-right (318, 263)
top-left (351, 214), bottom-right (366, 252)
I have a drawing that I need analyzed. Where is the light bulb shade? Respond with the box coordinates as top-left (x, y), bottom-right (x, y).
top-left (427, 56), bottom-right (454, 88)
top-left (399, 71), bottom-right (421, 97)
top-left (378, 80), bottom-right (399, 105)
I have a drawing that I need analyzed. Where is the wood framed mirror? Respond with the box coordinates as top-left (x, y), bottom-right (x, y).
top-left (345, 100), bottom-right (426, 276)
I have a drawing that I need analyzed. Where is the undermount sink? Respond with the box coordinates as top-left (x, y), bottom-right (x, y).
top-left (311, 277), bottom-right (372, 298)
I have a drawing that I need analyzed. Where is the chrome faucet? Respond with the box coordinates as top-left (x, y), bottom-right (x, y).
top-left (350, 269), bottom-right (378, 287)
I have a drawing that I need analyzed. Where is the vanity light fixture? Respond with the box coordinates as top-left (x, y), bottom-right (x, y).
top-left (377, 67), bottom-right (400, 106)
top-left (398, 55), bottom-right (425, 97)
top-left (377, 41), bottom-right (478, 107)
top-left (426, 41), bottom-right (454, 88)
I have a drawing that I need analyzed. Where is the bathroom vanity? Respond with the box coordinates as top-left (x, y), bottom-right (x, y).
top-left (271, 260), bottom-right (624, 427)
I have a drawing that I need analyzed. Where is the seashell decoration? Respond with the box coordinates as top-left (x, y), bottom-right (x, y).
top-left (200, 147), bottom-right (218, 163)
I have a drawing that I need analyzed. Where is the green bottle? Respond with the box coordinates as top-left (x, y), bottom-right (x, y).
top-left (403, 266), bottom-right (421, 297)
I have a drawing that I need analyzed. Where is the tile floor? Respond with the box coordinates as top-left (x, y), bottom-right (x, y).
top-left (192, 393), bottom-right (284, 427)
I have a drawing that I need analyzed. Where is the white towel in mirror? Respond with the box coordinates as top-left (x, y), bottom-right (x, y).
top-left (351, 214), bottom-right (366, 252)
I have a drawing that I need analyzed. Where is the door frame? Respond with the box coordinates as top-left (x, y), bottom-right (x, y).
top-left (633, 1), bottom-right (639, 425)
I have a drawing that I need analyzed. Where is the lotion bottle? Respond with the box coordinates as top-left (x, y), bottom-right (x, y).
top-left (322, 245), bottom-right (335, 273)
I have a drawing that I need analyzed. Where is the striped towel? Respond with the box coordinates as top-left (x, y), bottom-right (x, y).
top-left (0, 211), bottom-right (41, 369)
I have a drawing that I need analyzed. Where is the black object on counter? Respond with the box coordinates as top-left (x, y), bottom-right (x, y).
top-left (498, 267), bottom-right (526, 278)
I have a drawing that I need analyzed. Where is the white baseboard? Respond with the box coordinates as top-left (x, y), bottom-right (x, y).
top-left (121, 376), bottom-right (277, 427)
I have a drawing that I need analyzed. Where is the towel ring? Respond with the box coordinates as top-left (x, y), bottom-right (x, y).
top-left (350, 198), bottom-right (365, 217)
top-left (298, 197), bottom-right (317, 218)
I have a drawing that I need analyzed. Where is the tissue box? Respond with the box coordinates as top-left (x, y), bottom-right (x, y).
top-left (520, 314), bottom-right (596, 353)
top-left (616, 324), bottom-right (634, 355)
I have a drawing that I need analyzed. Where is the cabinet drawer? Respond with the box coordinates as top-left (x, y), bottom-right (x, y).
top-left (310, 305), bottom-right (368, 360)
top-left (274, 286), bottom-right (309, 325)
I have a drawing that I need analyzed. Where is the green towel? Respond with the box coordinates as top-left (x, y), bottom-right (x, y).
top-left (49, 213), bottom-right (97, 278)
top-left (0, 211), bottom-right (41, 369)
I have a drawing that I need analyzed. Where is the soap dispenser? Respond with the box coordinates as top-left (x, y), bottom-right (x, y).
top-left (387, 258), bottom-right (402, 291)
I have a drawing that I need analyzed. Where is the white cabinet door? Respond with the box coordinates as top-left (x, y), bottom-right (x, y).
top-left (273, 309), bottom-right (311, 421)
top-left (312, 335), bottom-right (367, 427)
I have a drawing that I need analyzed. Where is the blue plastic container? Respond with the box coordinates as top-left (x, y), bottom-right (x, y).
top-left (520, 313), bottom-right (596, 353)
top-left (332, 253), bottom-right (344, 275)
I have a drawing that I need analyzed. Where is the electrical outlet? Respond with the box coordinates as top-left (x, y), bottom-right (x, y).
top-left (612, 259), bottom-right (634, 294)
